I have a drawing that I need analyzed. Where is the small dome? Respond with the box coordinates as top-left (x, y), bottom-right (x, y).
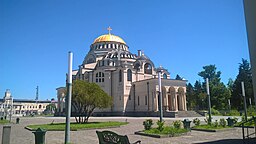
top-left (93, 34), bottom-right (126, 44)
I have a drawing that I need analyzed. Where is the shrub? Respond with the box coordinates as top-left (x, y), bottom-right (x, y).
top-left (211, 108), bottom-right (221, 115)
top-left (242, 115), bottom-right (246, 122)
top-left (219, 118), bottom-right (226, 127)
top-left (213, 120), bottom-right (218, 127)
top-left (193, 118), bottom-right (200, 126)
top-left (204, 116), bottom-right (212, 125)
top-left (248, 106), bottom-right (256, 116)
top-left (233, 117), bottom-right (238, 124)
top-left (227, 110), bottom-right (240, 116)
top-left (157, 120), bottom-right (165, 132)
top-left (143, 119), bottom-right (153, 130)
top-left (173, 120), bottom-right (182, 129)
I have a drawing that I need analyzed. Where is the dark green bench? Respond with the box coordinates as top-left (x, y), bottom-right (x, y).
top-left (96, 130), bottom-right (141, 144)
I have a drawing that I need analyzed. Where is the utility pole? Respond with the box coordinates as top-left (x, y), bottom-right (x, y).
top-left (65, 52), bottom-right (73, 144)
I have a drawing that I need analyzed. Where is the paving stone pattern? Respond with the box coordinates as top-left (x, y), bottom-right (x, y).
top-left (0, 116), bottom-right (253, 144)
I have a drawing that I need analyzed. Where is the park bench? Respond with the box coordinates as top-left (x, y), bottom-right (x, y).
top-left (96, 130), bottom-right (141, 144)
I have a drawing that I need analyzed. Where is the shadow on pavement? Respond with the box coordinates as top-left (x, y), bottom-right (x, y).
top-left (194, 138), bottom-right (256, 144)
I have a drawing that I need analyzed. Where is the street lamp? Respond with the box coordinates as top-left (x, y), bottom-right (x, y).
top-left (228, 99), bottom-right (231, 111)
top-left (241, 81), bottom-right (247, 121)
top-left (206, 78), bottom-right (212, 123)
top-left (65, 51), bottom-right (73, 144)
top-left (157, 69), bottom-right (163, 122)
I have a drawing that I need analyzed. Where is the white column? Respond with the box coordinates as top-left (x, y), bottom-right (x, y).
top-left (243, 0), bottom-right (256, 107)
top-left (184, 95), bottom-right (187, 111)
top-left (155, 92), bottom-right (158, 111)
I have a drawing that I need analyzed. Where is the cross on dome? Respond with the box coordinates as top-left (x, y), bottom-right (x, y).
top-left (107, 26), bottom-right (112, 35)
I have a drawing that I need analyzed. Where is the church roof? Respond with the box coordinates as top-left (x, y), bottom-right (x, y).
top-left (93, 34), bottom-right (126, 44)
top-left (93, 27), bottom-right (126, 44)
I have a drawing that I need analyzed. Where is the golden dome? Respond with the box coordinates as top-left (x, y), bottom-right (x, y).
top-left (93, 34), bottom-right (126, 44)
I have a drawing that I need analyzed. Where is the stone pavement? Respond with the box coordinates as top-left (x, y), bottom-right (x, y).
top-left (0, 116), bottom-right (253, 144)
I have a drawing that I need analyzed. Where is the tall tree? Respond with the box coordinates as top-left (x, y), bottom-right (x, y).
top-left (198, 65), bottom-right (230, 110)
top-left (175, 74), bottom-right (183, 80)
top-left (193, 80), bottom-right (207, 110)
top-left (72, 80), bottom-right (112, 123)
top-left (198, 65), bottom-right (221, 85)
top-left (231, 59), bottom-right (254, 110)
top-left (186, 83), bottom-right (195, 110)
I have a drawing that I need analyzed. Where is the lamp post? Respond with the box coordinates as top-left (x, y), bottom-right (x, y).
top-left (206, 78), bottom-right (212, 123)
top-left (241, 81), bottom-right (247, 121)
top-left (157, 69), bottom-right (163, 122)
top-left (228, 99), bottom-right (231, 111)
top-left (65, 52), bottom-right (73, 144)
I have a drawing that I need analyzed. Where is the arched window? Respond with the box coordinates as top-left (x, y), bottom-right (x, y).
top-left (144, 63), bottom-right (152, 74)
top-left (119, 70), bottom-right (122, 82)
top-left (163, 73), bottom-right (167, 79)
top-left (134, 63), bottom-right (140, 71)
top-left (127, 69), bottom-right (132, 81)
top-left (96, 72), bottom-right (105, 83)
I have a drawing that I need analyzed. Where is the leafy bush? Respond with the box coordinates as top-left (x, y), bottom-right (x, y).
top-left (211, 108), bottom-right (221, 115)
top-left (219, 118), bottom-right (226, 127)
top-left (204, 116), bottom-right (212, 125)
top-left (173, 120), bottom-right (182, 129)
top-left (193, 118), bottom-right (200, 126)
top-left (143, 119), bottom-right (153, 130)
top-left (213, 120), bottom-right (218, 127)
top-left (157, 120), bottom-right (165, 132)
top-left (226, 110), bottom-right (240, 116)
top-left (242, 115), bottom-right (246, 122)
top-left (233, 117), bottom-right (238, 124)
top-left (248, 106), bottom-right (256, 116)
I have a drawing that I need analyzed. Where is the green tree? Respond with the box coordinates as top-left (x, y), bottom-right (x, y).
top-left (231, 59), bottom-right (254, 110)
top-left (44, 103), bottom-right (57, 114)
top-left (186, 83), bottom-right (195, 110)
top-left (198, 64), bottom-right (221, 84)
top-left (193, 80), bottom-right (207, 110)
top-left (198, 65), bottom-right (231, 110)
top-left (175, 74), bottom-right (183, 80)
top-left (72, 80), bottom-right (112, 123)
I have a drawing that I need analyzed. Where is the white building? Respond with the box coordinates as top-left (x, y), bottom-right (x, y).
top-left (57, 28), bottom-right (187, 117)
top-left (0, 89), bottom-right (53, 117)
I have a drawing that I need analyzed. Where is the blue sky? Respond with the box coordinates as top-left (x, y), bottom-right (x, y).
top-left (0, 0), bottom-right (250, 100)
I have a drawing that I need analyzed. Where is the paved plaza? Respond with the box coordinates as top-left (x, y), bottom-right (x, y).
top-left (0, 116), bottom-right (254, 144)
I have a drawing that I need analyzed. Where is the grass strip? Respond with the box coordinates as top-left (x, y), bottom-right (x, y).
top-left (27, 121), bottom-right (128, 131)
top-left (0, 120), bottom-right (9, 124)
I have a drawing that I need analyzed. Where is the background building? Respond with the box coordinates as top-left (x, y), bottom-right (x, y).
top-left (0, 89), bottom-right (53, 117)
top-left (57, 29), bottom-right (187, 117)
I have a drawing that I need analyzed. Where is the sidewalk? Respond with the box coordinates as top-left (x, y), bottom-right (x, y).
top-left (0, 116), bottom-right (250, 144)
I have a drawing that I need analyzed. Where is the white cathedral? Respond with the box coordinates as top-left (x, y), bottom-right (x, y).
top-left (57, 28), bottom-right (187, 117)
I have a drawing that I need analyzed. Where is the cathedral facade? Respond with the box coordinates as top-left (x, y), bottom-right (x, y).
top-left (57, 29), bottom-right (187, 117)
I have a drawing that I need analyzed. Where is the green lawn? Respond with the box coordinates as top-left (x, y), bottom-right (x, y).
top-left (27, 121), bottom-right (128, 131)
top-left (144, 127), bottom-right (188, 136)
top-left (0, 119), bottom-right (9, 124)
top-left (193, 124), bottom-right (231, 130)
top-left (235, 121), bottom-right (256, 127)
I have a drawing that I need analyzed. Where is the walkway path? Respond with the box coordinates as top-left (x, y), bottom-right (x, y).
top-left (0, 116), bottom-right (251, 144)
